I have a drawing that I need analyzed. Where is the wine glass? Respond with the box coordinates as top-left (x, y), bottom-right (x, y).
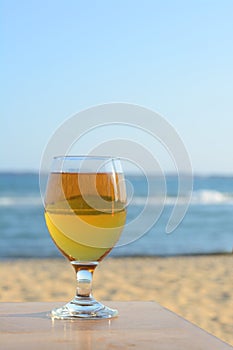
top-left (44, 156), bottom-right (127, 319)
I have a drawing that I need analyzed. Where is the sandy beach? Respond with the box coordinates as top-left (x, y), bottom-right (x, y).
top-left (0, 255), bottom-right (232, 345)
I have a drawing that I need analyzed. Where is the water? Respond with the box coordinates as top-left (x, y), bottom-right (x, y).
top-left (0, 172), bottom-right (232, 259)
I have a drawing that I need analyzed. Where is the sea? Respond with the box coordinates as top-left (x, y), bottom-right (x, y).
top-left (0, 172), bottom-right (232, 259)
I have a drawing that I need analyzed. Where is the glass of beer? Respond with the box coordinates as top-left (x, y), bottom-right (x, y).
top-left (44, 156), bottom-right (127, 319)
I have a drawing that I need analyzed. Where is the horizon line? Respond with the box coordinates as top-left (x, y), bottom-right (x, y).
top-left (0, 169), bottom-right (233, 177)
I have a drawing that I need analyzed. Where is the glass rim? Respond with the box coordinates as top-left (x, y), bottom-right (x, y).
top-left (53, 155), bottom-right (121, 161)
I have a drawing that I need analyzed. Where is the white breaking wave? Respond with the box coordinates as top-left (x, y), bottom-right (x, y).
top-left (0, 196), bottom-right (43, 207)
top-left (130, 190), bottom-right (233, 206)
top-left (0, 190), bottom-right (232, 207)
top-left (191, 190), bottom-right (233, 204)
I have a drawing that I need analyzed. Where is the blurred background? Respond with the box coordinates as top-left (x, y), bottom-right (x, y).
top-left (1, 0), bottom-right (233, 173)
top-left (1, 0), bottom-right (233, 257)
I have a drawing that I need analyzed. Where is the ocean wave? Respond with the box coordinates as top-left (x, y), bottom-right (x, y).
top-left (0, 196), bottom-right (43, 207)
top-left (191, 190), bottom-right (233, 204)
top-left (0, 190), bottom-right (232, 208)
top-left (130, 190), bottom-right (233, 206)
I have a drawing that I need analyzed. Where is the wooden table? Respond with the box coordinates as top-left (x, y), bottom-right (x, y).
top-left (0, 302), bottom-right (231, 349)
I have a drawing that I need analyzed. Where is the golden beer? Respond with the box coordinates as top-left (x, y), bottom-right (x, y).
top-left (45, 172), bottom-right (126, 261)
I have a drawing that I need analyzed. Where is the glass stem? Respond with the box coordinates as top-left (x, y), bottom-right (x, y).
top-left (71, 261), bottom-right (98, 300)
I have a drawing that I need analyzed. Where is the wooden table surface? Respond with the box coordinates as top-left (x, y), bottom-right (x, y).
top-left (0, 302), bottom-right (232, 349)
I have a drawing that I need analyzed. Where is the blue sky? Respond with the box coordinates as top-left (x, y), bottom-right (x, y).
top-left (1, 0), bottom-right (233, 173)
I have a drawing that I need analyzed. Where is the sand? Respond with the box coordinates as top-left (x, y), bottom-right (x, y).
top-left (0, 255), bottom-right (232, 345)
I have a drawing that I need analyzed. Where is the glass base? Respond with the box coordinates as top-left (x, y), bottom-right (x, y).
top-left (50, 298), bottom-right (118, 320)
